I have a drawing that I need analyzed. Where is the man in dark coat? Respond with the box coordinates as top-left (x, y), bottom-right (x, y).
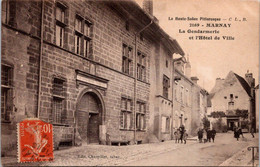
top-left (179, 125), bottom-right (185, 143)
top-left (197, 128), bottom-right (203, 143)
top-left (207, 129), bottom-right (212, 142)
top-left (250, 128), bottom-right (255, 138)
top-left (234, 128), bottom-right (240, 141)
top-left (211, 128), bottom-right (216, 142)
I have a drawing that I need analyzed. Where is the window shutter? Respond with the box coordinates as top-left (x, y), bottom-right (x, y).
top-left (120, 111), bottom-right (124, 129)
top-left (126, 113), bottom-right (131, 129)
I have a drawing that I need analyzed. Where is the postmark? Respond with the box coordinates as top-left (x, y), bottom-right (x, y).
top-left (17, 119), bottom-right (54, 162)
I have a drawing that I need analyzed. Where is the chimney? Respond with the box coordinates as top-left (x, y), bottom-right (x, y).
top-left (215, 78), bottom-right (225, 87)
top-left (174, 60), bottom-right (185, 74)
top-left (143, 0), bottom-right (153, 16)
top-left (210, 78), bottom-right (225, 94)
top-left (185, 55), bottom-right (191, 78)
top-left (245, 70), bottom-right (255, 88)
top-left (191, 76), bottom-right (199, 84)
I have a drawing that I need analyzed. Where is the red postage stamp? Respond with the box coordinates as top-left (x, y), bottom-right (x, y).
top-left (17, 119), bottom-right (54, 162)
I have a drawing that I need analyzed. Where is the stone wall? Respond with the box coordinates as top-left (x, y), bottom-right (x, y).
top-left (1, 0), bottom-right (155, 155)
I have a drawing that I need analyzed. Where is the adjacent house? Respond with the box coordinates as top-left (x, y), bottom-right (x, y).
top-left (173, 56), bottom-right (208, 136)
top-left (207, 71), bottom-right (256, 132)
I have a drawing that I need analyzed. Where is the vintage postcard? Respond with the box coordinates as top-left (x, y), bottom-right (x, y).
top-left (1, 0), bottom-right (259, 166)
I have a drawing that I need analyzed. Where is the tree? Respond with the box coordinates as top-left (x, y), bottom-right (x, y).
top-left (209, 111), bottom-right (225, 118)
top-left (202, 116), bottom-right (210, 129)
top-left (235, 109), bottom-right (248, 119)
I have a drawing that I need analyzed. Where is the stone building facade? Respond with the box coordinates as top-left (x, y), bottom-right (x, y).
top-left (1, 0), bottom-right (184, 155)
top-left (207, 71), bottom-right (256, 131)
top-left (172, 56), bottom-right (208, 136)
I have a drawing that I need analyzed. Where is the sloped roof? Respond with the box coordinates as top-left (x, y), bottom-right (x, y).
top-left (207, 93), bottom-right (214, 107)
top-left (106, 0), bottom-right (185, 56)
top-left (208, 71), bottom-right (252, 106)
top-left (233, 73), bottom-right (251, 97)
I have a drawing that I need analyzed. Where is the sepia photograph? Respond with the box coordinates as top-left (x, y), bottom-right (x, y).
top-left (0, 0), bottom-right (259, 166)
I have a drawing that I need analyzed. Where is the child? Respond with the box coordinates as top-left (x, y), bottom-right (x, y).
top-left (174, 129), bottom-right (181, 143)
top-left (183, 130), bottom-right (188, 144)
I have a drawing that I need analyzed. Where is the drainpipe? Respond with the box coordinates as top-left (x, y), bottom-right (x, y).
top-left (133, 20), bottom-right (153, 144)
top-left (171, 59), bottom-right (175, 139)
top-left (37, 0), bottom-right (44, 118)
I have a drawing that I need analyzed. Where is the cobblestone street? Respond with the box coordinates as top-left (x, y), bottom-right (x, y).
top-left (2, 132), bottom-right (258, 166)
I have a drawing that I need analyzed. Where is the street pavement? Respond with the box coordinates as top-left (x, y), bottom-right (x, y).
top-left (1, 132), bottom-right (258, 166)
top-left (123, 132), bottom-right (259, 166)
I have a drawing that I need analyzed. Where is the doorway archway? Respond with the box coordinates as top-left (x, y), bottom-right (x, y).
top-left (76, 88), bottom-right (105, 144)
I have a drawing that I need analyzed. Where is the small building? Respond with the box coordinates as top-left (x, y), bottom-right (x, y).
top-left (207, 71), bottom-right (256, 131)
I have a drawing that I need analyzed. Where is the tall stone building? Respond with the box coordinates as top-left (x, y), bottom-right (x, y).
top-left (1, 0), bottom-right (184, 155)
top-left (207, 71), bottom-right (256, 131)
top-left (172, 56), bottom-right (208, 136)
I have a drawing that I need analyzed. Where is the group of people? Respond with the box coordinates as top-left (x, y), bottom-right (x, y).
top-left (197, 128), bottom-right (216, 143)
top-left (174, 125), bottom-right (255, 144)
top-left (234, 127), bottom-right (256, 141)
top-left (233, 127), bottom-right (243, 141)
top-left (174, 125), bottom-right (188, 144)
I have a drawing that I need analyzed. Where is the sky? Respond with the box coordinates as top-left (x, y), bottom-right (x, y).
top-left (136, 0), bottom-right (259, 92)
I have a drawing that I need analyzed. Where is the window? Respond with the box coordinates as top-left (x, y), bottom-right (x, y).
top-left (230, 94), bottom-right (233, 99)
top-left (166, 60), bottom-right (168, 68)
top-left (228, 101), bottom-right (234, 110)
top-left (122, 44), bottom-right (133, 75)
top-left (161, 116), bottom-right (170, 133)
top-left (224, 96), bottom-right (227, 99)
top-left (185, 89), bottom-right (189, 106)
top-left (163, 75), bottom-right (170, 98)
top-left (83, 21), bottom-right (92, 58)
top-left (1, 0), bottom-right (9, 23)
top-left (120, 98), bottom-right (133, 130)
top-left (136, 101), bottom-right (146, 130)
top-left (55, 3), bottom-right (66, 47)
top-left (1, 64), bottom-right (13, 122)
top-left (52, 78), bottom-right (66, 124)
top-left (74, 16), bottom-right (83, 55)
top-left (1, 0), bottom-right (16, 26)
top-left (235, 96), bottom-right (238, 98)
top-left (74, 15), bottom-right (92, 58)
top-left (174, 81), bottom-right (178, 100)
top-left (137, 52), bottom-right (146, 81)
top-left (180, 86), bottom-right (184, 103)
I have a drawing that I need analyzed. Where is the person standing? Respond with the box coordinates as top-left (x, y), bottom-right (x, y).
top-left (174, 129), bottom-right (181, 143)
top-left (251, 128), bottom-right (255, 138)
top-left (207, 129), bottom-right (212, 142)
top-left (203, 129), bottom-right (207, 143)
top-left (179, 125), bottom-right (185, 143)
top-left (211, 128), bottom-right (216, 143)
top-left (183, 130), bottom-right (188, 144)
top-left (197, 128), bottom-right (203, 143)
top-left (234, 127), bottom-right (240, 141)
top-left (238, 127), bottom-right (244, 138)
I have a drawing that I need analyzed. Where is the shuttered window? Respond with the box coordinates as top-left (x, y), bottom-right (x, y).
top-left (120, 98), bottom-right (133, 130)
top-left (52, 78), bottom-right (66, 124)
top-left (136, 101), bottom-right (146, 131)
top-left (1, 64), bottom-right (13, 122)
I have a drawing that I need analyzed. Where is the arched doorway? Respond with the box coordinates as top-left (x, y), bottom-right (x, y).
top-left (76, 89), bottom-right (105, 144)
